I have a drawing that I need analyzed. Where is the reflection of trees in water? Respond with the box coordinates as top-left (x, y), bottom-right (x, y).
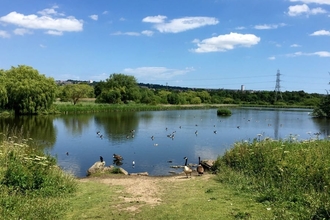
top-left (60, 114), bottom-right (93, 136)
top-left (0, 115), bottom-right (56, 150)
top-left (311, 117), bottom-right (330, 138)
top-left (94, 112), bottom-right (139, 141)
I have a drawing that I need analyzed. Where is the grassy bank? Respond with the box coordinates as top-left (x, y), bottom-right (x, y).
top-left (0, 129), bottom-right (77, 220)
top-left (54, 102), bottom-right (237, 114)
top-left (214, 138), bottom-right (330, 219)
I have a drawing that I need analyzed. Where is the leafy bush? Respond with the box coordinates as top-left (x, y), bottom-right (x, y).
top-left (217, 108), bottom-right (232, 116)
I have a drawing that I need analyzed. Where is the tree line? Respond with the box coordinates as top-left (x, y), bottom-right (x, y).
top-left (0, 65), bottom-right (328, 116)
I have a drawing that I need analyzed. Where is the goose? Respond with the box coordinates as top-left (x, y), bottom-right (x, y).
top-left (113, 154), bottom-right (123, 161)
top-left (197, 157), bottom-right (204, 176)
top-left (183, 157), bottom-right (192, 178)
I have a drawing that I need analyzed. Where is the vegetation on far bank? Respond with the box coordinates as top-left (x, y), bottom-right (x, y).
top-left (1, 65), bottom-right (329, 117)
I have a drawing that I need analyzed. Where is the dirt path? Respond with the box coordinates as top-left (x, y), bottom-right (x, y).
top-left (79, 173), bottom-right (212, 212)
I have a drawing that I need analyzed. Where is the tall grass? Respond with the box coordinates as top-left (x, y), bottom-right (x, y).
top-left (54, 102), bottom-right (217, 114)
top-left (214, 137), bottom-right (330, 219)
top-left (0, 127), bottom-right (77, 220)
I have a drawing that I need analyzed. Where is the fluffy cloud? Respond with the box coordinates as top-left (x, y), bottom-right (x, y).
top-left (0, 6), bottom-right (83, 35)
top-left (290, 0), bottom-right (330, 5)
top-left (310, 29), bottom-right (330, 36)
top-left (288, 4), bottom-right (327, 16)
top-left (89, 15), bottom-right (98, 21)
top-left (192, 32), bottom-right (260, 53)
top-left (143, 15), bottom-right (219, 33)
top-left (123, 67), bottom-right (195, 80)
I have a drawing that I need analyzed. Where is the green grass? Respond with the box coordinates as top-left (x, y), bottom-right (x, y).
top-left (214, 138), bottom-right (330, 219)
top-left (65, 176), bottom-right (274, 220)
top-left (0, 129), bottom-right (77, 220)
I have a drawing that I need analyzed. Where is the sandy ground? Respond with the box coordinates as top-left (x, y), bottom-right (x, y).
top-left (79, 173), bottom-right (211, 212)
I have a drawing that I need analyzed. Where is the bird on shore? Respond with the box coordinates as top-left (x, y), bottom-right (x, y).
top-left (100, 156), bottom-right (104, 163)
top-left (197, 157), bottom-right (204, 176)
top-left (183, 157), bottom-right (192, 178)
top-left (113, 154), bottom-right (123, 161)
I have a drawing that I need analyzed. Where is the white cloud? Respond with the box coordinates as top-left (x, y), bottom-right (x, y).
top-left (310, 29), bottom-right (330, 36)
top-left (111, 31), bottom-right (140, 36)
top-left (192, 32), bottom-right (260, 53)
top-left (111, 30), bottom-right (154, 37)
top-left (142, 15), bottom-right (167, 23)
top-left (13, 28), bottom-right (33, 35)
top-left (287, 51), bottom-right (330, 57)
top-left (39, 44), bottom-right (46, 48)
top-left (0, 7), bottom-right (83, 35)
top-left (290, 0), bottom-right (330, 5)
top-left (102, 11), bottom-right (108, 15)
top-left (0, 30), bottom-right (10, 38)
top-left (141, 30), bottom-right (154, 36)
top-left (46, 30), bottom-right (63, 36)
top-left (290, 44), bottom-right (301, 47)
top-left (288, 4), bottom-right (327, 16)
top-left (89, 15), bottom-right (98, 21)
top-left (143, 16), bottom-right (219, 33)
top-left (268, 56), bottom-right (276, 60)
top-left (254, 23), bottom-right (286, 30)
top-left (235, 26), bottom-right (246, 30)
top-left (123, 67), bottom-right (195, 81)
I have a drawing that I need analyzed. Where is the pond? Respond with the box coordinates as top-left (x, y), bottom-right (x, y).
top-left (1, 108), bottom-right (330, 178)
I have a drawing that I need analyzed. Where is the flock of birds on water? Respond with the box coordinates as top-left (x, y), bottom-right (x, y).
top-left (64, 111), bottom-right (325, 177)
top-left (94, 127), bottom-right (206, 177)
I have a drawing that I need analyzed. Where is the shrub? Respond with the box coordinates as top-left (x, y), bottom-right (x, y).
top-left (217, 108), bottom-right (232, 116)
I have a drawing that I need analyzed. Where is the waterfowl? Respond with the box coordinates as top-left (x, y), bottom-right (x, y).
top-left (183, 157), bottom-right (192, 178)
top-left (113, 154), bottom-right (123, 161)
top-left (100, 156), bottom-right (104, 163)
top-left (197, 157), bottom-right (204, 176)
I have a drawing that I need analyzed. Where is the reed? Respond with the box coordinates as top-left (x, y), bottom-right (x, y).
top-left (214, 137), bottom-right (330, 219)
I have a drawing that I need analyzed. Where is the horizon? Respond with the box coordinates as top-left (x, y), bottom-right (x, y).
top-left (1, 0), bottom-right (329, 94)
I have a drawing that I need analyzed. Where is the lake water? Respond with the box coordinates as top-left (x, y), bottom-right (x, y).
top-left (1, 108), bottom-right (330, 177)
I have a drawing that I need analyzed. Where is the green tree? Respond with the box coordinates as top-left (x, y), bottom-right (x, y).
top-left (61, 83), bottom-right (94, 105)
top-left (0, 70), bottom-right (8, 108)
top-left (1, 65), bottom-right (57, 115)
top-left (96, 74), bottom-right (140, 104)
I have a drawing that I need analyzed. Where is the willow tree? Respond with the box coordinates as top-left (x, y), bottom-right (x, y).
top-left (1, 65), bottom-right (57, 115)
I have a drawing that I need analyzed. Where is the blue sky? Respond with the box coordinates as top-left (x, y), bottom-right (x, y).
top-left (0, 0), bottom-right (329, 94)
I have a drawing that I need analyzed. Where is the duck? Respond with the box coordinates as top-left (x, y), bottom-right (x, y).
top-left (197, 157), bottom-right (204, 176)
top-left (113, 154), bottom-right (123, 161)
top-left (183, 157), bottom-right (192, 178)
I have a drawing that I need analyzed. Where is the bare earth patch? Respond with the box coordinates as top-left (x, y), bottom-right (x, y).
top-left (79, 173), bottom-right (211, 213)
